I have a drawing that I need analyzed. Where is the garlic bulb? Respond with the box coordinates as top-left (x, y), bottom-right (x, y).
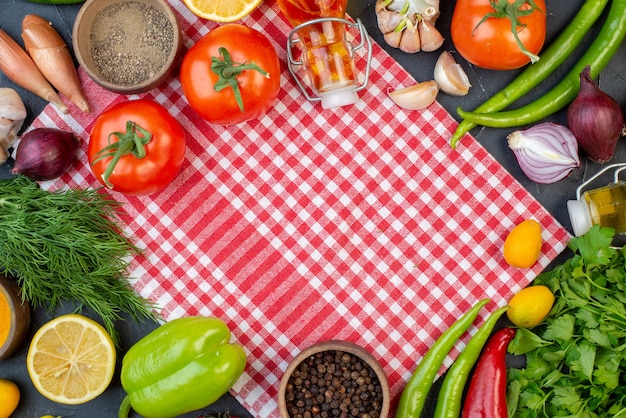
top-left (434, 51), bottom-right (471, 96)
top-left (376, 0), bottom-right (443, 54)
top-left (0, 87), bottom-right (27, 164)
top-left (388, 80), bottom-right (439, 110)
top-left (507, 122), bottom-right (581, 184)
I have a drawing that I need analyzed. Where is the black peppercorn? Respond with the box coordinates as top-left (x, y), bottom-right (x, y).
top-left (284, 350), bottom-right (384, 417)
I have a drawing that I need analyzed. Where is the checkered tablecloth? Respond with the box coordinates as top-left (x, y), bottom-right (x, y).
top-left (32, 0), bottom-right (570, 415)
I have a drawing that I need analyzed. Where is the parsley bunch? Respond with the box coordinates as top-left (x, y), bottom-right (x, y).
top-left (506, 226), bottom-right (626, 417)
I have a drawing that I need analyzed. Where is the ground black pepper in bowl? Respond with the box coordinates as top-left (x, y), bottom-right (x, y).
top-left (279, 341), bottom-right (390, 418)
top-left (72, 0), bottom-right (183, 94)
top-left (90, 2), bottom-right (173, 86)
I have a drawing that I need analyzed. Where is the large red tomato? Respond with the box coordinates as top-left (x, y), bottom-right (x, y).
top-left (88, 99), bottom-right (186, 196)
top-left (451, 0), bottom-right (547, 70)
top-left (180, 24), bottom-right (281, 126)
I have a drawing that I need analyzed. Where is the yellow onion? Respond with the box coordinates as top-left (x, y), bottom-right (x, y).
top-left (567, 66), bottom-right (625, 163)
top-left (507, 122), bottom-right (580, 184)
top-left (12, 128), bottom-right (80, 181)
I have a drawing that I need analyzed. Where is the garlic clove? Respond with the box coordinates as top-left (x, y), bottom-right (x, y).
top-left (0, 87), bottom-right (27, 165)
top-left (420, 5), bottom-right (440, 23)
top-left (399, 20), bottom-right (421, 54)
top-left (434, 51), bottom-right (471, 96)
top-left (377, 8), bottom-right (405, 33)
top-left (418, 19), bottom-right (444, 52)
top-left (388, 80), bottom-right (439, 110)
top-left (384, 30), bottom-right (403, 49)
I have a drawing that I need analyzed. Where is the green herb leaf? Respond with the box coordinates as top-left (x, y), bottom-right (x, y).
top-left (508, 226), bottom-right (626, 417)
top-left (509, 327), bottom-right (551, 355)
top-left (0, 176), bottom-right (158, 345)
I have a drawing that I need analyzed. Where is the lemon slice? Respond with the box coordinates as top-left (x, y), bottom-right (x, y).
top-left (182, 0), bottom-right (262, 22)
top-left (26, 314), bottom-right (116, 405)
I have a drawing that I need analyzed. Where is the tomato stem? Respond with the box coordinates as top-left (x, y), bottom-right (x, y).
top-left (474, 0), bottom-right (543, 64)
top-left (211, 47), bottom-right (269, 113)
top-left (90, 120), bottom-right (152, 188)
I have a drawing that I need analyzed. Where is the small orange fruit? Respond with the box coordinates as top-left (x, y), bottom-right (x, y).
top-left (507, 285), bottom-right (554, 328)
top-left (0, 378), bottom-right (20, 418)
top-left (503, 219), bottom-right (542, 268)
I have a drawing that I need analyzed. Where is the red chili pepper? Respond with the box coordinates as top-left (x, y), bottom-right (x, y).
top-left (461, 327), bottom-right (517, 418)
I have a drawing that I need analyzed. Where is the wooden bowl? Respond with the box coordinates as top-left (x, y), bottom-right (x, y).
top-left (0, 273), bottom-right (31, 361)
top-left (278, 340), bottom-right (390, 418)
top-left (72, 0), bottom-right (184, 95)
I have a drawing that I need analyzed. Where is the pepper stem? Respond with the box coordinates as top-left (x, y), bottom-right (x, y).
top-left (118, 394), bottom-right (132, 418)
top-left (90, 120), bottom-right (152, 189)
top-left (473, 0), bottom-right (543, 63)
top-left (211, 47), bottom-right (270, 113)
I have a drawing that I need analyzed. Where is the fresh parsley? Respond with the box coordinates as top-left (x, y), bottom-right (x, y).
top-left (506, 226), bottom-right (626, 417)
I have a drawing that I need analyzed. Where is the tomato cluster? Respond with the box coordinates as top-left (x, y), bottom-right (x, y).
top-left (88, 25), bottom-right (280, 196)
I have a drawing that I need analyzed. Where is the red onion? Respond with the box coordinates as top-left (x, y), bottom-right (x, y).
top-left (507, 122), bottom-right (580, 184)
top-left (12, 127), bottom-right (80, 181)
top-left (567, 65), bottom-right (625, 163)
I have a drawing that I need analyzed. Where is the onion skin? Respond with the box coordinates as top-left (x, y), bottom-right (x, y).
top-left (0, 29), bottom-right (68, 114)
top-left (22, 14), bottom-right (90, 114)
top-left (567, 65), bottom-right (624, 163)
top-left (12, 127), bottom-right (80, 181)
top-left (507, 122), bottom-right (580, 184)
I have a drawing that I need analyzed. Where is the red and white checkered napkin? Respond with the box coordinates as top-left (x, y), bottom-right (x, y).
top-left (34, 0), bottom-right (569, 414)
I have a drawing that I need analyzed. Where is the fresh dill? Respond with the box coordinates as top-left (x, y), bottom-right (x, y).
top-left (0, 176), bottom-right (158, 345)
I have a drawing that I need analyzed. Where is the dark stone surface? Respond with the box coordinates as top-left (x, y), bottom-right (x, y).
top-left (1, 0), bottom-right (625, 417)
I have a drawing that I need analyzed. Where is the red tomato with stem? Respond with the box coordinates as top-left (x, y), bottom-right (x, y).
top-left (180, 24), bottom-right (281, 126)
top-left (88, 99), bottom-right (186, 196)
top-left (451, 0), bottom-right (547, 70)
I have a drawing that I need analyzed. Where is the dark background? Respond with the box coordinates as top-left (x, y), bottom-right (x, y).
top-left (1, 0), bottom-right (625, 417)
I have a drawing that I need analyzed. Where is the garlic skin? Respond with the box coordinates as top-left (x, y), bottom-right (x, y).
top-left (376, 0), bottom-right (443, 54)
top-left (417, 19), bottom-right (444, 52)
top-left (434, 51), bottom-right (471, 96)
top-left (388, 80), bottom-right (439, 110)
top-left (0, 88), bottom-right (27, 165)
top-left (378, 0), bottom-right (440, 22)
top-left (507, 123), bottom-right (581, 184)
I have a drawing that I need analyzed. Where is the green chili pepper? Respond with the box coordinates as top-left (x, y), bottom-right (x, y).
top-left (433, 306), bottom-right (509, 418)
top-left (449, 0), bottom-right (610, 148)
top-left (455, 0), bottom-right (626, 130)
top-left (118, 316), bottom-right (247, 418)
top-left (395, 299), bottom-right (490, 418)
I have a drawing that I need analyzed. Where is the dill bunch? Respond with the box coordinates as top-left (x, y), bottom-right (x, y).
top-left (0, 176), bottom-right (158, 345)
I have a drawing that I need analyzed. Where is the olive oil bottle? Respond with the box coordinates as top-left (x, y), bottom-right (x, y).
top-left (568, 164), bottom-right (626, 237)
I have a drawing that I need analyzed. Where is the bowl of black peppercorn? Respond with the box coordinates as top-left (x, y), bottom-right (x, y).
top-left (278, 340), bottom-right (391, 418)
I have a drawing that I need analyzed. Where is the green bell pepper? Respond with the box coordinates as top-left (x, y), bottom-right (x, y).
top-left (118, 316), bottom-right (247, 418)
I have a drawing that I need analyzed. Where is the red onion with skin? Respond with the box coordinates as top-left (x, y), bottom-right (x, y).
top-left (11, 127), bottom-right (79, 181)
top-left (567, 65), bottom-right (625, 163)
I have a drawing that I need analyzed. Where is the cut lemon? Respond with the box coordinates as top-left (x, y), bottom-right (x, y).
top-left (26, 314), bottom-right (116, 405)
top-left (182, 0), bottom-right (263, 22)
